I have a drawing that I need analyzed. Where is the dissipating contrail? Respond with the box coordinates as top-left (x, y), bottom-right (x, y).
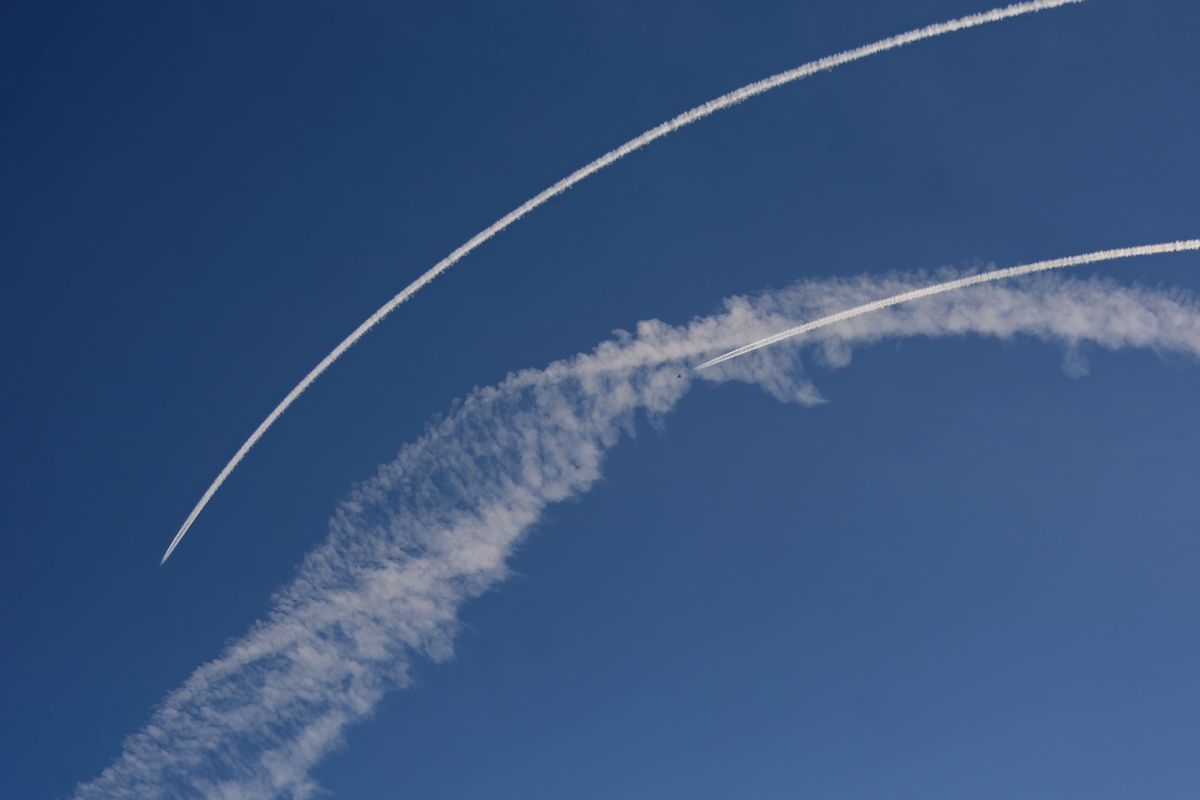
top-left (696, 240), bottom-right (1200, 370)
top-left (161, 0), bottom-right (1084, 564)
top-left (84, 264), bottom-right (1200, 797)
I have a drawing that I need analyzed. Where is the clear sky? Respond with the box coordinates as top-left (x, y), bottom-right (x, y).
top-left (3, 1), bottom-right (1200, 798)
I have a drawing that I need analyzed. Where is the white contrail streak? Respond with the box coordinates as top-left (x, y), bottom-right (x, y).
top-left (697, 240), bottom-right (1200, 370)
top-left (161, 0), bottom-right (1083, 563)
top-left (84, 271), bottom-right (1200, 798)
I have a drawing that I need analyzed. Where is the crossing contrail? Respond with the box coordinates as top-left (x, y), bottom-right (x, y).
top-left (161, 0), bottom-right (1083, 564)
top-left (696, 240), bottom-right (1200, 370)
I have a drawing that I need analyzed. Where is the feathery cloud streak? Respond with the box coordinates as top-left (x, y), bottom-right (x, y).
top-left (161, 0), bottom-right (1085, 563)
top-left (84, 269), bottom-right (1200, 799)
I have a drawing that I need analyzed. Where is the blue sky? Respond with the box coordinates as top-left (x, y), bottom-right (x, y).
top-left (3, 1), bottom-right (1200, 797)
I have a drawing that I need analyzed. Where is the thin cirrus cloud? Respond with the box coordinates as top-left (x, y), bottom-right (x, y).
top-left (79, 263), bottom-right (1200, 799)
top-left (160, 0), bottom-right (1086, 565)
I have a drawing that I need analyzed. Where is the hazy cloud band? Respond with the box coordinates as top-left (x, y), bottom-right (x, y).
top-left (83, 265), bottom-right (1200, 799)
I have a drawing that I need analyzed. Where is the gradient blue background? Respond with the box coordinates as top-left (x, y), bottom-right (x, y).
top-left (3, 1), bottom-right (1199, 797)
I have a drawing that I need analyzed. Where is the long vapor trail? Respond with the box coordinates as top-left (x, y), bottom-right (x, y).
top-left (161, 0), bottom-right (1084, 563)
top-left (80, 268), bottom-right (1200, 799)
top-left (697, 240), bottom-right (1200, 370)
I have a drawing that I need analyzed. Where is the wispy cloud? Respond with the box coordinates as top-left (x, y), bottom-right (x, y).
top-left (161, 0), bottom-right (1085, 564)
top-left (80, 268), bottom-right (1200, 799)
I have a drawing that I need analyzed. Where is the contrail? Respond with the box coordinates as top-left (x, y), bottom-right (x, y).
top-left (84, 272), bottom-right (1200, 798)
top-left (697, 240), bottom-right (1200, 370)
top-left (162, 0), bottom-right (1083, 563)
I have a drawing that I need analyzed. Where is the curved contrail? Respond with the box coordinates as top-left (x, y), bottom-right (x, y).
top-left (162, 0), bottom-right (1083, 564)
top-left (696, 240), bottom-right (1200, 370)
